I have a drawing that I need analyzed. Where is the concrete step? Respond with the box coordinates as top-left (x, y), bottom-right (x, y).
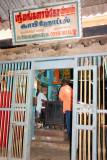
top-left (33, 128), bottom-right (68, 142)
top-left (31, 139), bottom-right (70, 151)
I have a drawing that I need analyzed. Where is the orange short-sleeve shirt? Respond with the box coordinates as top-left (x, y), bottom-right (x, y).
top-left (59, 85), bottom-right (73, 113)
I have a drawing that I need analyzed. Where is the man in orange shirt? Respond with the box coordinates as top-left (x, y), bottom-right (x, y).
top-left (59, 79), bottom-right (73, 140)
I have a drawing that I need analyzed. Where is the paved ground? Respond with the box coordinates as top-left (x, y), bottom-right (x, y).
top-left (30, 128), bottom-right (71, 160)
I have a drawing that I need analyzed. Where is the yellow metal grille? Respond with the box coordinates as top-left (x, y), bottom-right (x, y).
top-left (15, 74), bottom-right (28, 104)
top-left (11, 125), bottom-right (25, 159)
top-left (11, 73), bottom-right (28, 159)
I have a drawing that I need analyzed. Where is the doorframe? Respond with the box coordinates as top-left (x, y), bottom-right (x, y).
top-left (32, 57), bottom-right (76, 70)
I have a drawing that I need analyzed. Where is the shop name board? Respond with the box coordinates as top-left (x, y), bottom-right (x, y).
top-left (10, 0), bottom-right (82, 45)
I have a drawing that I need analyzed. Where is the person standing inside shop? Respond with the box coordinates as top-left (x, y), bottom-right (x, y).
top-left (59, 79), bottom-right (73, 141)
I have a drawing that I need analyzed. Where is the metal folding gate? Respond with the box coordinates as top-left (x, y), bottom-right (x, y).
top-left (0, 55), bottom-right (106, 160)
top-left (0, 63), bottom-right (33, 160)
top-left (72, 65), bottom-right (97, 160)
top-left (72, 55), bottom-right (107, 160)
top-left (8, 70), bottom-right (33, 160)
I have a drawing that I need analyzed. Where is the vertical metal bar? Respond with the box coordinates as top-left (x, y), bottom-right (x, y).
top-left (19, 73), bottom-right (23, 158)
top-left (20, 63), bottom-right (25, 158)
top-left (11, 62), bottom-right (18, 157)
top-left (19, 63), bottom-right (23, 158)
top-left (11, 63), bottom-right (16, 157)
top-left (16, 74), bottom-right (20, 158)
top-left (26, 62), bottom-right (28, 70)
top-left (92, 66), bottom-right (97, 160)
top-left (22, 62), bottom-right (27, 157)
top-left (19, 62), bottom-right (25, 158)
top-left (76, 58), bottom-right (79, 152)
top-left (102, 56), bottom-right (106, 160)
top-left (88, 57), bottom-right (92, 160)
top-left (12, 64), bottom-right (19, 158)
top-left (98, 56), bottom-right (101, 160)
top-left (94, 57), bottom-right (96, 66)
top-left (83, 58), bottom-right (87, 160)
top-left (79, 58), bottom-right (83, 160)
top-left (16, 71), bottom-right (23, 158)
top-left (72, 58), bottom-right (78, 160)
top-left (28, 62), bottom-right (30, 70)
top-left (22, 72), bottom-right (27, 158)
top-left (28, 62), bottom-right (30, 69)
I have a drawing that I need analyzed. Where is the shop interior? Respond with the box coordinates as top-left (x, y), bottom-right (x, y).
top-left (33, 68), bottom-right (74, 129)
top-left (32, 67), bottom-right (107, 132)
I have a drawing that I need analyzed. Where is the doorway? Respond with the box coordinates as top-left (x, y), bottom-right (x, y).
top-left (31, 58), bottom-right (75, 160)
top-left (32, 68), bottom-right (73, 128)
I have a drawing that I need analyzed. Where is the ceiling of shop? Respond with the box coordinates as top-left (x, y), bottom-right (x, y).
top-left (0, 0), bottom-right (107, 31)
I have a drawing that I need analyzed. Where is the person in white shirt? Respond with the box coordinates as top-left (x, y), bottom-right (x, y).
top-left (36, 87), bottom-right (47, 118)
